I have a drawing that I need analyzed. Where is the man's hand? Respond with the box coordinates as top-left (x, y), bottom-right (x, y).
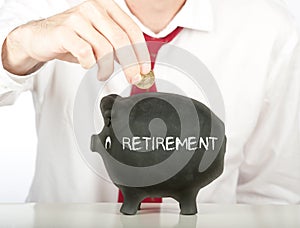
top-left (1, 0), bottom-right (151, 84)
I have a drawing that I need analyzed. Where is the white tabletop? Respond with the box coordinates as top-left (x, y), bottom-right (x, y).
top-left (0, 203), bottom-right (299, 227)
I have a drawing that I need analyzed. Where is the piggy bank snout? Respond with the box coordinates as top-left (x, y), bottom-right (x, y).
top-left (90, 134), bottom-right (100, 153)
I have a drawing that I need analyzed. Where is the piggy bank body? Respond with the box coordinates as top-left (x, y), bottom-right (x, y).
top-left (91, 93), bottom-right (226, 215)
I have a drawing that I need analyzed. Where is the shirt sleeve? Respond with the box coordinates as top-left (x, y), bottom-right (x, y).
top-left (237, 20), bottom-right (300, 204)
top-left (0, 0), bottom-right (70, 106)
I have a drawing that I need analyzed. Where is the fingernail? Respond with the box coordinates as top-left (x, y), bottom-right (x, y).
top-left (141, 63), bottom-right (151, 74)
top-left (132, 74), bottom-right (142, 84)
top-left (97, 71), bottom-right (105, 81)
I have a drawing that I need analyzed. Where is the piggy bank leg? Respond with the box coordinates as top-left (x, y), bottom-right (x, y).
top-left (177, 190), bottom-right (198, 215)
top-left (120, 189), bottom-right (143, 215)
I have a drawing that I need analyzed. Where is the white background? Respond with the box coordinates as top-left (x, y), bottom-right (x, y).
top-left (0, 0), bottom-right (299, 202)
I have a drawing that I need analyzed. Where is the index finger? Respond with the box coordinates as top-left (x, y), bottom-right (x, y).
top-left (106, 2), bottom-right (151, 74)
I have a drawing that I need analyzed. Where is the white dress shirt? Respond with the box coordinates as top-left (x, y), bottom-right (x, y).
top-left (0, 0), bottom-right (299, 204)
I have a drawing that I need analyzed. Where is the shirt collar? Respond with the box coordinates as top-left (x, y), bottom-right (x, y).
top-left (115, 0), bottom-right (214, 38)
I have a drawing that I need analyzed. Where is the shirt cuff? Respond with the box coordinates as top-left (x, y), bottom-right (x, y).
top-left (3, 63), bottom-right (46, 84)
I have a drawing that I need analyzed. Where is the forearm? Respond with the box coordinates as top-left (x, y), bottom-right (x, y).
top-left (0, 0), bottom-right (53, 106)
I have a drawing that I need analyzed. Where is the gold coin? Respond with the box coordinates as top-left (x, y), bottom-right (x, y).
top-left (135, 70), bottom-right (155, 89)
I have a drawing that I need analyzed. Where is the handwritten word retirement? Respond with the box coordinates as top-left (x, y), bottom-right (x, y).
top-left (121, 136), bottom-right (218, 151)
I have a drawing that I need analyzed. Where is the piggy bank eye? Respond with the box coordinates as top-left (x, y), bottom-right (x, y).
top-left (105, 136), bottom-right (112, 149)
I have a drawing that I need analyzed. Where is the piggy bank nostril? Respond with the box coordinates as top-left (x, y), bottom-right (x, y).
top-left (105, 136), bottom-right (112, 149)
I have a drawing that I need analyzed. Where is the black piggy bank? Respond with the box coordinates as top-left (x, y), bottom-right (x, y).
top-left (91, 93), bottom-right (226, 215)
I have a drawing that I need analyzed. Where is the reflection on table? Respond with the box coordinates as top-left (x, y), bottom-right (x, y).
top-left (0, 203), bottom-right (299, 227)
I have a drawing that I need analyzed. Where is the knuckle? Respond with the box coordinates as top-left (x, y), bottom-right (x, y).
top-left (112, 31), bottom-right (129, 46)
top-left (127, 24), bottom-right (143, 39)
top-left (125, 65), bottom-right (139, 77)
top-left (79, 0), bottom-right (95, 12)
top-left (77, 44), bottom-right (93, 58)
top-left (81, 57), bottom-right (95, 69)
top-left (82, 62), bottom-right (93, 69)
top-left (66, 13), bottom-right (81, 24)
top-left (94, 41), bottom-right (113, 61)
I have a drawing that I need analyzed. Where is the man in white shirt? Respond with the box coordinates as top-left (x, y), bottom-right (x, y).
top-left (0, 0), bottom-right (299, 204)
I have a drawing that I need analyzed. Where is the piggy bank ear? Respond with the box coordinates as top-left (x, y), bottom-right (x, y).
top-left (100, 94), bottom-right (120, 125)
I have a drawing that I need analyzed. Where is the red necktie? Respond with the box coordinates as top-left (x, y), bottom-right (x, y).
top-left (118, 27), bottom-right (183, 203)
